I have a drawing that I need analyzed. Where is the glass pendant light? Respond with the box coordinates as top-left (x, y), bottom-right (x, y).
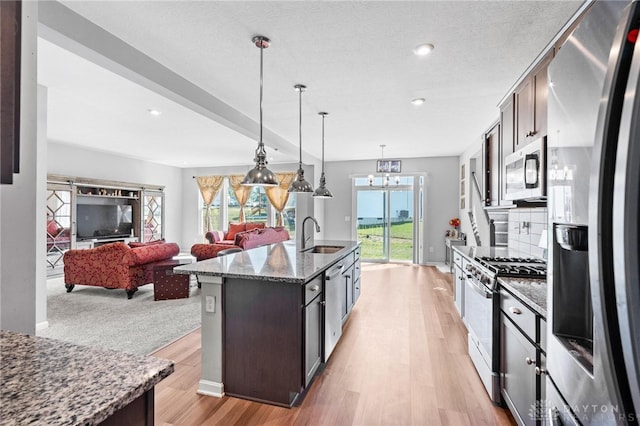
top-left (313, 112), bottom-right (333, 198)
top-left (242, 36), bottom-right (278, 187)
top-left (289, 84), bottom-right (313, 193)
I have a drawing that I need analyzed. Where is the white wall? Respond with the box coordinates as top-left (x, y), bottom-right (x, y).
top-left (323, 156), bottom-right (459, 263)
top-left (1, 2), bottom-right (39, 333)
top-left (47, 142), bottom-right (184, 247)
top-left (36, 86), bottom-right (48, 328)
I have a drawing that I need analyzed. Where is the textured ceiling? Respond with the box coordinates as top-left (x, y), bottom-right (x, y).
top-left (39, 1), bottom-right (583, 168)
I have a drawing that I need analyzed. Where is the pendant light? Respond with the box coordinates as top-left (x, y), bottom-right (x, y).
top-left (242, 36), bottom-right (278, 187)
top-left (288, 84), bottom-right (313, 193)
top-left (313, 112), bottom-right (333, 198)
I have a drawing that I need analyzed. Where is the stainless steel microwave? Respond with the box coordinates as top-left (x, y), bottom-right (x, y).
top-left (504, 136), bottom-right (546, 201)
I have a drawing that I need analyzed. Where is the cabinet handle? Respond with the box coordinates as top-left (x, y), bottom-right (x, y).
top-left (525, 357), bottom-right (534, 365)
top-left (345, 275), bottom-right (351, 279)
top-left (319, 301), bottom-right (326, 306)
top-left (509, 307), bottom-right (522, 315)
top-left (309, 285), bottom-right (320, 292)
top-left (535, 366), bottom-right (546, 376)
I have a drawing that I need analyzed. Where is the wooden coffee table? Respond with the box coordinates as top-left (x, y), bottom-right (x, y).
top-left (152, 258), bottom-right (193, 301)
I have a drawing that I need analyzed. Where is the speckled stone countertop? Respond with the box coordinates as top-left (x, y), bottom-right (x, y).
top-left (0, 330), bottom-right (174, 425)
top-left (175, 239), bottom-right (360, 283)
top-left (499, 277), bottom-right (548, 318)
top-left (451, 245), bottom-right (547, 317)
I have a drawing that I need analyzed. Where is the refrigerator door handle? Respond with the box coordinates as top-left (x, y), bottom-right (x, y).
top-left (590, 1), bottom-right (640, 420)
top-left (612, 10), bottom-right (640, 416)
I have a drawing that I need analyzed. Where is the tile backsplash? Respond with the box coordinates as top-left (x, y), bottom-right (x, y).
top-left (508, 207), bottom-right (548, 259)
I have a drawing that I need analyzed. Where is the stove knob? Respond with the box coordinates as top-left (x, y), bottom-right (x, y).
top-left (481, 276), bottom-right (490, 285)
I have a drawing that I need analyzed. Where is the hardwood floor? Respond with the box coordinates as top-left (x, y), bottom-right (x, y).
top-left (152, 264), bottom-right (515, 425)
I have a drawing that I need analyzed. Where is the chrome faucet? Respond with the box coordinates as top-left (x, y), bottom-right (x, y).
top-left (301, 216), bottom-right (320, 250)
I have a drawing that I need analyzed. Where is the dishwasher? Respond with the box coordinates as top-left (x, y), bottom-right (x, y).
top-left (324, 262), bottom-right (344, 361)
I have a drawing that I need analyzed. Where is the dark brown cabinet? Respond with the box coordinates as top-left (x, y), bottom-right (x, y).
top-left (484, 122), bottom-right (501, 207)
top-left (514, 53), bottom-right (552, 150)
top-left (500, 96), bottom-right (515, 206)
top-left (304, 276), bottom-right (323, 387)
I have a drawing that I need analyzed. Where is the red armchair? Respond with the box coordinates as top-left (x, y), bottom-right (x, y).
top-left (191, 226), bottom-right (290, 261)
top-left (63, 241), bottom-right (180, 299)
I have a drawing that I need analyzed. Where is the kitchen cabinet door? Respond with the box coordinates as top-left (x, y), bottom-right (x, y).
top-left (515, 78), bottom-right (535, 150)
top-left (501, 314), bottom-right (537, 426)
top-left (500, 96), bottom-right (515, 206)
top-left (484, 122), bottom-right (501, 207)
top-left (304, 293), bottom-right (322, 387)
top-left (454, 264), bottom-right (465, 317)
top-left (534, 65), bottom-right (548, 141)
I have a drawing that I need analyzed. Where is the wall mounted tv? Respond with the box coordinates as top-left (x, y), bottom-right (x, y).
top-left (77, 204), bottom-right (133, 240)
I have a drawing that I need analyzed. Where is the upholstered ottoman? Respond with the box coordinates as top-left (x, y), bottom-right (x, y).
top-left (152, 259), bottom-right (190, 301)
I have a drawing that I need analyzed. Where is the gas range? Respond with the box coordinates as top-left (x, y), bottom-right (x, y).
top-left (466, 256), bottom-right (547, 291)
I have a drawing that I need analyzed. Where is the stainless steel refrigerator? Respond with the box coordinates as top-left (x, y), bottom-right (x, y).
top-left (547, 0), bottom-right (640, 424)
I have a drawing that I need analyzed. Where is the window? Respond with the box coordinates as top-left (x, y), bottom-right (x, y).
top-left (201, 191), bottom-right (221, 234)
top-left (282, 193), bottom-right (296, 238)
top-left (245, 186), bottom-right (269, 224)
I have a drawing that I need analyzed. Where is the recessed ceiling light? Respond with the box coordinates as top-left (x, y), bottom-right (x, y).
top-left (413, 43), bottom-right (434, 56)
top-left (148, 109), bottom-right (162, 116)
top-left (411, 98), bottom-right (426, 106)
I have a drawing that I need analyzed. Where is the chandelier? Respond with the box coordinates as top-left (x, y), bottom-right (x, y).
top-left (368, 144), bottom-right (400, 187)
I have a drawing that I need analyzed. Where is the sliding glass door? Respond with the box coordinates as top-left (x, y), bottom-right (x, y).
top-left (355, 176), bottom-right (418, 263)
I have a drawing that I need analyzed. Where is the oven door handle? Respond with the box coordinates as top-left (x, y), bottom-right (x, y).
top-left (466, 275), bottom-right (492, 299)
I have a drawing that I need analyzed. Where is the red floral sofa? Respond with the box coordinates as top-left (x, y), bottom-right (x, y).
top-left (191, 224), bottom-right (290, 261)
top-left (63, 241), bottom-right (180, 299)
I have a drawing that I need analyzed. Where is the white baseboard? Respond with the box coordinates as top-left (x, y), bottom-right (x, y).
top-left (36, 321), bottom-right (49, 331)
top-left (198, 379), bottom-right (224, 398)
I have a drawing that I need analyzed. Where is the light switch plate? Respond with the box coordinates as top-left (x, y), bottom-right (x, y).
top-left (205, 295), bottom-right (216, 313)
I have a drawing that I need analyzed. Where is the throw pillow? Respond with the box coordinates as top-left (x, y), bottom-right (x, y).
top-left (47, 220), bottom-right (62, 237)
top-left (246, 222), bottom-right (266, 231)
top-left (234, 228), bottom-right (261, 246)
top-left (227, 222), bottom-right (246, 241)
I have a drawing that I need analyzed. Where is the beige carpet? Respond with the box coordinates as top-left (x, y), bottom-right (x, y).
top-left (38, 277), bottom-right (201, 355)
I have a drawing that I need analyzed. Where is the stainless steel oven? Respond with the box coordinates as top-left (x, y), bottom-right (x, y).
top-left (464, 263), bottom-right (501, 403)
top-left (505, 136), bottom-right (546, 201)
top-left (463, 255), bottom-right (547, 404)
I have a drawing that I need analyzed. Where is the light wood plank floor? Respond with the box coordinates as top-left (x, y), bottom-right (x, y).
top-left (152, 264), bottom-right (515, 425)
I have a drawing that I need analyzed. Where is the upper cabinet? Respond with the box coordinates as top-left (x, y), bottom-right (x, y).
top-left (499, 96), bottom-right (515, 206)
top-left (483, 122), bottom-right (501, 207)
top-left (514, 52), bottom-right (552, 150)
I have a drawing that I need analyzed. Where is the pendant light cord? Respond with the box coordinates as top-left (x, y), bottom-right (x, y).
top-left (321, 114), bottom-right (325, 174)
top-left (298, 87), bottom-right (303, 168)
top-left (259, 42), bottom-right (264, 146)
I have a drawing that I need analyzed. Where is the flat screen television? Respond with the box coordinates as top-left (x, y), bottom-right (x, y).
top-left (77, 204), bottom-right (133, 240)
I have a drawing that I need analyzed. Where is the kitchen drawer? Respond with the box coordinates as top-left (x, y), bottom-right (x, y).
top-left (353, 261), bottom-right (361, 283)
top-left (305, 276), bottom-right (323, 305)
top-left (342, 250), bottom-right (356, 268)
top-left (354, 246), bottom-right (361, 260)
top-left (540, 317), bottom-right (547, 353)
top-left (453, 250), bottom-right (463, 268)
top-left (501, 289), bottom-right (536, 340)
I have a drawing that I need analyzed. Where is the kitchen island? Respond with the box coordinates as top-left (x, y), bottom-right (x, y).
top-left (0, 330), bottom-right (173, 425)
top-left (175, 239), bottom-right (361, 407)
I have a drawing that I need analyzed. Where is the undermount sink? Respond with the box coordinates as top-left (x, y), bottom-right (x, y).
top-left (302, 245), bottom-right (344, 254)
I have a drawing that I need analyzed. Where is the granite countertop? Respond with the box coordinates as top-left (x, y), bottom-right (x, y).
top-left (499, 277), bottom-right (548, 318)
top-left (175, 239), bottom-right (360, 284)
top-left (451, 245), bottom-right (547, 317)
top-left (0, 330), bottom-right (174, 425)
top-left (451, 245), bottom-right (538, 261)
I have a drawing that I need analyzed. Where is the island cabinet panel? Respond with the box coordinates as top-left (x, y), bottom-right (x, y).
top-left (224, 277), bottom-right (303, 407)
top-left (304, 276), bottom-right (323, 387)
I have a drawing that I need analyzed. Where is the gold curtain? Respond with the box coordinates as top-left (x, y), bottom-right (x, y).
top-left (228, 175), bottom-right (252, 223)
top-left (265, 172), bottom-right (297, 226)
top-left (195, 175), bottom-right (224, 231)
